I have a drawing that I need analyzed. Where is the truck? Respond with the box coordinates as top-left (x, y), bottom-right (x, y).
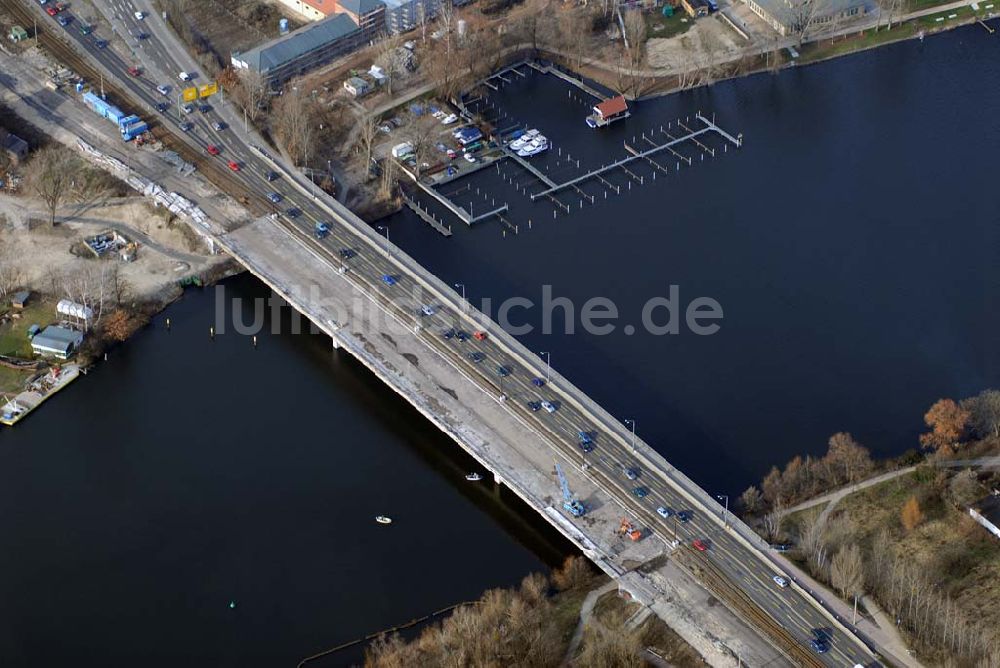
top-left (391, 142), bottom-right (413, 159)
top-left (82, 91), bottom-right (126, 124)
top-left (121, 118), bottom-right (149, 141)
top-left (555, 463), bottom-right (586, 517)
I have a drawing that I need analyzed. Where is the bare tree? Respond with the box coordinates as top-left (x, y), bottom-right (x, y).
top-left (237, 68), bottom-right (269, 125)
top-left (740, 485), bottom-right (764, 514)
top-left (355, 113), bottom-right (380, 179)
top-left (830, 543), bottom-right (864, 599)
top-left (273, 87), bottom-right (316, 167)
top-left (762, 503), bottom-right (786, 541)
top-left (786, 0), bottom-right (823, 48)
top-left (373, 35), bottom-right (402, 97)
top-left (27, 146), bottom-right (73, 227)
top-left (948, 469), bottom-right (981, 507)
top-left (0, 239), bottom-right (25, 298)
top-left (963, 389), bottom-right (1000, 439)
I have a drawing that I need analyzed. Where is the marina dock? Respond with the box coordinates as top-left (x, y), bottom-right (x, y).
top-left (402, 191), bottom-right (453, 236)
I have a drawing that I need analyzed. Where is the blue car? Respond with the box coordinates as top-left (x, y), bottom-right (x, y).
top-left (381, 274), bottom-right (396, 286)
top-left (442, 328), bottom-right (456, 340)
top-left (468, 352), bottom-right (485, 363)
top-left (677, 511), bottom-right (690, 523)
top-left (527, 400), bottom-right (541, 412)
top-left (578, 431), bottom-right (593, 445)
top-left (266, 192), bottom-right (282, 203)
top-left (496, 365), bottom-right (511, 377)
top-left (455, 331), bottom-right (470, 342)
top-left (532, 377), bottom-right (545, 387)
top-left (809, 639), bottom-right (829, 654)
top-left (632, 486), bottom-right (648, 499)
top-left (339, 248), bottom-right (355, 259)
top-left (579, 441), bottom-right (595, 454)
top-left (95, 39), bottom-right (108, 48)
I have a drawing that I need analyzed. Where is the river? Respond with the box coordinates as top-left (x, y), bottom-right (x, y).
top-left (0, 21), bottom-right (997, 668)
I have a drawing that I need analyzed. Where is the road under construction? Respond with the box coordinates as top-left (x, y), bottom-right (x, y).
top-left (2, 0), bottom-right (886, 664)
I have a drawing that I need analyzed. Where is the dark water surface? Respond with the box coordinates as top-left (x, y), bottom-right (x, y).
top-left (385, 24), bottom-right (1000, 494)
top-left (0, 275), bottom-right (566, 666)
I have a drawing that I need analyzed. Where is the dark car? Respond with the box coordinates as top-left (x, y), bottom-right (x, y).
top-left (179, 122), bottom-right (193, 132)
top-left (136, 31), bottom-right (149, 39)
top-left (579, 441), bottom-right (595, 454)
top-left (286, 207), bottom-right (302, 219)
top-left (624, 467), bottom-right (638, 480)
top-left (578, 431), bottom-right (593, 445)
top-left (95, 39), bottom-right (108, 48)
top-left (532, 377), bottom-right (545, 387)
top-left (467, 352), bottom-right (485, 364)
top-left (677, 511), bottom-right (691, 523)
top-left (265, 170), bottom-right (278, 182)
top-left (812, 628), bottom-right (832, 642)
top-left (56, 15), bottom-right (70, 25)
top-left (455, 330), bottom-right (470, 342)
top-left (496, 365), bottom-right (510, 377)
top-left (266, 192), bottom-right (282, 203)
top-left (442, 328), bottom-right (456, 340)
top-left (155, 102), bottom-right (168, 112)
top-left (198, 104), bottom-right (211, 113)
top-left (527, 400), bottom-right (541, 412)
top-left (809, 639), bottom-right (829, 654)
top-left (339, 248), bottom-right (355, 259)
top-left (632, 486), bottom-right (648, 499)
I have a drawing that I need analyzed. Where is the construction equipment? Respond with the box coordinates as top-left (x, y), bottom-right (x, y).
top-left (555, 462), bottom-right (585, 517)
top-left (619, 517), bottom-right (642, 541)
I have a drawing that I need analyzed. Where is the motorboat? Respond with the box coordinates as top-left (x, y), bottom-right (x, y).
top-left (375, 515), bottom-right (393, 525)
top-left (524, 128), bottom-right (539, 138)
top-left (466, 472), bottom-right (483, 482)
top-left (509, 137), bottom-right (528, 151)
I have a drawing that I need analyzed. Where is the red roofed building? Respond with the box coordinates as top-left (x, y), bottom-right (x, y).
top-left (587, 95), bottom-right (630, 128)
top-left (279, 0), bottom-right (338, 20)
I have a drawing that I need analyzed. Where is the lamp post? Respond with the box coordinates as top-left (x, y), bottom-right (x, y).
top-left (454, 282), bottom-right (466, 313)
top-left (377, 225), bottom-right (390, 257)
top-left (716, 494), bottom-right (729, 528)
top-left (625, 418), bottom-right (636, 452)
top-left (539, 351), bottom-right (550, 383)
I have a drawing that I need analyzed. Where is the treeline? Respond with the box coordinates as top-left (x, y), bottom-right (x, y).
top-left (741, 389), bottom-right (1000, 515)
top-left (364, 556), bottom-right (660, 667)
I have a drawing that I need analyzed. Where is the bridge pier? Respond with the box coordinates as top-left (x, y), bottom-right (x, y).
top-left (493, 470), bottom-right (503, 486)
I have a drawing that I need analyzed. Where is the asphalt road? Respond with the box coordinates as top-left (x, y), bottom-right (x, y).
top-left (29, 2), bottom-right (876, 663)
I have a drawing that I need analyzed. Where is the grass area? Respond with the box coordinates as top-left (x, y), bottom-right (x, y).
top-left (638, 615), bottom-right (706, 667)
top-left (0, 298), bottom-right (58, 358)
top-left (0, 365), bottom-right (31, 396)
top-left (592, 589), bottom-right (639, 622)
top-left (647, 10), bottom-right (697, 40)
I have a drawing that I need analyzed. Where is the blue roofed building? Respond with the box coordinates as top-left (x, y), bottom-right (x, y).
top-left (231, 13), bottom-right (364, 85)
top-left (30, 326), bottom-right (84, 360)
top-left (335, 0), bottom-right (386, 38)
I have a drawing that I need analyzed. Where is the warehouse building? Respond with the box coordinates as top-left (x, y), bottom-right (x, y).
top-left (31, 326), bottom-right (84, 360)
top-left (741, 0), bottom-right (868, 36)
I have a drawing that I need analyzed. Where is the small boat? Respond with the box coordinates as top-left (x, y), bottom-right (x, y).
top-left (466, 472), bottom-right (483, 482)
top-left (509, 137), bottom-right (527, 151)
top-left (375, 515), bottom-right (392, 525)
top-left (524, 129), bottom-right (539, 138)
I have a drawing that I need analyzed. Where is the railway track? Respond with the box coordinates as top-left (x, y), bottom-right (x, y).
top-left (1, 0), bottom-right (264, 217)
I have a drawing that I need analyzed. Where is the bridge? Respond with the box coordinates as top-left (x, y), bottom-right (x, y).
top-left (7, 0), bottom-right (886, 664)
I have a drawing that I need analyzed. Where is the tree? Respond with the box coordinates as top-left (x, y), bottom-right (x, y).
top-left (825, 432), bottom-right (874, 484)
top-left (0, 239), bottom-right (25, 297)
top-left (273, 87), bottom-right (317, 167)
top-left (740, 485), bottom-right (764, 514)
top-left (236, 68), bottom-right (270, 126)
top-left (948, 469), bottom-right (981, 508)
top-left (101, 309), bottom-right (138, 342)
top-left (27, 146), bottom-right (73, 227)
top-left (900, 495), bottom-right (924, 531)
top-left (355, 113), bottom-right (380, 178)
top-left (919, 398), bottom-right (970, 454)
top-left (762, 503), bottom-right (786, 541)
top-left (786, 0), bottom-right (823, 48)
top-left (963, 389), bottom-right (1000, 439)
top-left (551, 555), bottom-right (592, 591)
top-left (830, 543), bottom-right (865, 599)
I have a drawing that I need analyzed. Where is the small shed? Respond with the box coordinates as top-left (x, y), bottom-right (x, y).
top-left (30, 325), bottom-right (84, 360)
top-left (343, 76), bottom-right (371, 97)
top-left (11, 290), bottom-right (30, 310)
top-left (9, 26), bottom-right (29, 42)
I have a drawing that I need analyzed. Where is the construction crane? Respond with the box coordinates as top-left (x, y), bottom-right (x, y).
top-left (555, 462), bottom-right (586, 517)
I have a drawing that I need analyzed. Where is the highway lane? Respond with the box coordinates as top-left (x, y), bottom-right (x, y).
top-left (29, 3), bottom-right (874, 663)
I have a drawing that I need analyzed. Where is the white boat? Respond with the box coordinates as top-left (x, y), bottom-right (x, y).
top-left (509, 137), bottom-right (527, 151)
top-left (524, 128), bottom-right (539, 138)
top-left (466, 472), bottom-right (483, 482)
top-left (375, 515), bottom-right (392, 525)
top-left (517, 139), bottom-right (549, 158)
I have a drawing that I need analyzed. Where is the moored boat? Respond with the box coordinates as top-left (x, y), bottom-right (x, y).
top-left (375, 515), bottom-right (392, 525)
top-left (466, 472), bottom-right (483, 482)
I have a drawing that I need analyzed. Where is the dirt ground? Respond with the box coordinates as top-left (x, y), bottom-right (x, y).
top-left (0, 194), bottom-right (223, 301)
top-left (646, 12), bottom-right (750, 70)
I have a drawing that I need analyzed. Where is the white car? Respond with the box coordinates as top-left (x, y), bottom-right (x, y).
top-left (656, 506), bottom-right (671, 518)
top-left (441, 113), bottom-right (458, 125)
top-left (463, 153), bottom-right (476, 164)
top-left (156, 84), bottom-right (170, 96)
top-left (773, 575), bottom-right (789, 588)
top-left (541, 401), bottom-right (556, 413)
top-left (134, 10), bottom-right (144, 19)
top-left (178, 71), bottom-right (191, 81)
top-left (181, 104), bottom-right (193, 114)
top-left (420, 305), bottom-right (435, 316)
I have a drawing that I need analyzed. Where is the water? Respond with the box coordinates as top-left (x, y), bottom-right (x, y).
top-left (0, 275), bottom-right (569, 667)
top-left (384, 24), bottom-right (1000, 494)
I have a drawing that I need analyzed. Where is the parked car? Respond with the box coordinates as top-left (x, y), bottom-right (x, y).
top-left (464, 153), bottom-right (476, 164)
top-left (206, 144), bottom-right (220, 156)
top-left (446, 149), bottom-right (457, 159)
top-left (45, 6), bottom-right (58, 16)
top-left (441, 113), bottom-right (458, 125)
top-left (56, 13), bottom-right (70, 25)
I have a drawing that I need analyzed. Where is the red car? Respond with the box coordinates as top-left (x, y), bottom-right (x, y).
top-left (127, 66), bottom-right (141, 77)
top-left (693, 539), bottom-right (708, 552)
top-left (206, 144), bottom-right (220, 156)
top-left (227, 160), bottom-right (240, 172)
top-left (473, 331), bottom-right (487, 341)
top-left (45, 6), bottom-right (59, 15)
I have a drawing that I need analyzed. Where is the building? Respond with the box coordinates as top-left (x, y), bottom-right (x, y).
top-left (276, 0), bottom-right (338, 20)
top-left (742, 0), bottom-right (868, 36)
top-left (970, 491), bottom-right (1000, 540)
top-left (335, 0), bottom-right (386, 38)
top-left (344, 76), bottom-right (372, 97)
top-left (382, 0), bottom-right (439, 34)
top-left (10, 290), bottom-right (30, 310)
top-left (31, 325), bottom-right (84, 360)
top-left (231, 13), bottom-right (364, 85)
top-left (586, 95), bottom-right (630, 128)
top-left (0, 128), bottom-right (29, 165)
top-left (9, 25), bottom-right (29, 42)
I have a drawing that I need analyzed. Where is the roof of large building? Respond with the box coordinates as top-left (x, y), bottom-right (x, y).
top-left (750, 0), bottom-right (868, 26)
top-left (299, 0), bottom-right (338, 15)
top-left (31, 326), bottom-right (83, 353)
top-left (233, 13), bottom-right (359, 74)
top-left (339, 0), bottom-right (385, 14)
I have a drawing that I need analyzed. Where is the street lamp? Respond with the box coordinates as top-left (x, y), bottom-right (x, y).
top-left (716, 494), bottom-right (729, 528)
top-left (625, 418), bottom-right (636, 452)
top-left (539, 351), bottom-right (550, 383)
top-left (377, 225), bottom-right (390, 257)
top-left (454, 282), bottom-right (467, 313)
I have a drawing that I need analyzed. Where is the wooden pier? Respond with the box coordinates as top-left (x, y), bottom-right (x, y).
top-left (502, 146), bottom-right (557, 189)
top-left (530, 114), bottom-right (740, 201)
top-left (402, 192), bottom-right (453, 236)
top-left (526, 61), bottom-right (607, 101)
